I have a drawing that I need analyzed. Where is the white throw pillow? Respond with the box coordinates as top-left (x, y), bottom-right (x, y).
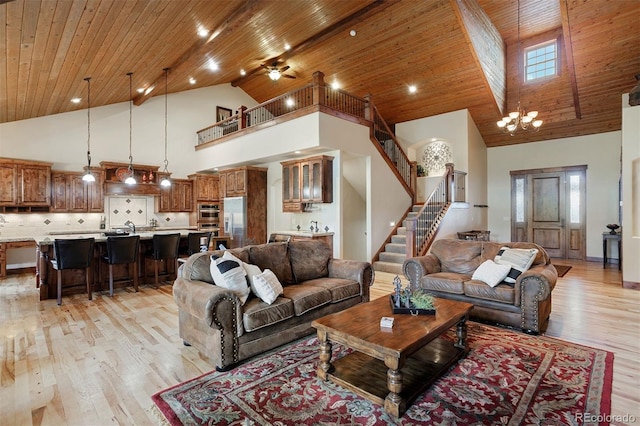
top-left (210, 254), bottom-right (250, 305)
top-left (221, 252), bottom-right (262, 290)
top-left (494, 247), bottom-right (539, 284)
top-left (251, 269), bottom-right (283, 305)
top-left (472, 260), bottom-right (511, 287)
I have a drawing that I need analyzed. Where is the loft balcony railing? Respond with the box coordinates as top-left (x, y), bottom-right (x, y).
top-left (195, 71), bottom-right (414, 199)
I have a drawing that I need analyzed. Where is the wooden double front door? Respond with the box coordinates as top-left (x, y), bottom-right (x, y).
top-left (511, 166), bottom-right (587, 259)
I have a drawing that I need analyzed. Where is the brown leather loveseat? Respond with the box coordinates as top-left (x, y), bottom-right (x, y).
top-left (403, 239), bottom-right (557, 334)
top-left (173, 239), bottom-right (373, 371)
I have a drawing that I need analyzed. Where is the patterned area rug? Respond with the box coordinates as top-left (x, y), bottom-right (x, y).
top-left (152, 323), bottom-right (612, 425)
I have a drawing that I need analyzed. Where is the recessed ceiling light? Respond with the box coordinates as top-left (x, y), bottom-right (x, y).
top-left (208, 59), bottom-right (219, 71)
top-left (240, 69), bottom-right (246, 76)
top-left (294, 151), bottom-right (301, 154)
top-left (71, 98), bottom-right (81, 104)
top-left (286, 98), bottom-right (295, 107)
top-left (137, 88), bottom-right (145, 93)
top-left (284, 43), bottom-right (291, 50)
top-left (189, 77), bottom-right (196, 85)
top-left (408, 85), bottom-right (417, 94)
top-left (197, 27), bottom-right (209, 38)
top-left (349, 29), bottom-right (356, 37)
top-left (331, 81), bottom-right (340, 90)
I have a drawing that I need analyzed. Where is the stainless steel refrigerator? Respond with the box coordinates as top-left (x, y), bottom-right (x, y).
top-left (223, 196), bottom-right (246, 248)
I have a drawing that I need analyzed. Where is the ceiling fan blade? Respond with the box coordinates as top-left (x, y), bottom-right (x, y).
top-left (279, 65), bottom-right (290, 72)
top-left (282, 74), bottom-right (296, 79)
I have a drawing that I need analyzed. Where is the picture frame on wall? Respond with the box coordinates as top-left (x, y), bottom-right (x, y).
top-left (216, 106), bottom-right (232, 122)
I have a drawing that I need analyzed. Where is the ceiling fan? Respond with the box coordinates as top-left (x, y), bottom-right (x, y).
top-left (261, 62), bottom-right (296, 81)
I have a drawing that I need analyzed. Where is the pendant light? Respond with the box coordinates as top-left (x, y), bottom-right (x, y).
top-left (81, 77), bottom-right (96, 182)
top-left (124, 72), bottom-right (136, 185)
top-left (496, 0), bottom-right (543, 135)
top-left (160, 67), bottom-right (172, 187)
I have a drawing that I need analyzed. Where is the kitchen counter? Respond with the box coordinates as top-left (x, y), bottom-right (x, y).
top-left (32, 229), bottom-right (199, 301)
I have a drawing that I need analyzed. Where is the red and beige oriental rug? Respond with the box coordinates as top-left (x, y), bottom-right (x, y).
top-left (152, 323), bottom-right (612, 425)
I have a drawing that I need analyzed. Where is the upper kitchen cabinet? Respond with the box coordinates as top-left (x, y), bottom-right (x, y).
top-left (157, 178), bottom-right (194, 213)
top-left (0, 158), bottom-right (52, 212)
top-left (50, 169), bottom-right (105, 213)
top-left (281, 155), bottom-right (333, 212)
top-left (218, 166), bottom-right (264, 198)
top-left (101, 161), bottom-right (161, 196)
top-left (189, 173), bottom-right (219, 202)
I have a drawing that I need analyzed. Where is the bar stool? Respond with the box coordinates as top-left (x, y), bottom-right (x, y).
top-left (144, 233), bottom-right (180, 286)
top-left (51, 237), bottom-right (95, 305)
top-left (101, 235), bottom-right (140, 296)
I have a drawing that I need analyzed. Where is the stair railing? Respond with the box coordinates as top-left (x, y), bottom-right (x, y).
top-left (367, 103), bottom-right (415, 200)
top-left (405, 163), bottom-right (455, 257)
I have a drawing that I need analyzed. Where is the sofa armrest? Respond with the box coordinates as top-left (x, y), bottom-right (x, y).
top-left (403, 254), bottom-right (441, 290)
top-left (173, 277), bottom-right (244, 337)
top-left (517, 264), bottom-right (557, 302)
top-left (328, 259), bottom-right (374, 301)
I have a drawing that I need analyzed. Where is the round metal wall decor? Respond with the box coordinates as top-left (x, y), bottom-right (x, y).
top-left (422, 141), bottom-right (452, 176)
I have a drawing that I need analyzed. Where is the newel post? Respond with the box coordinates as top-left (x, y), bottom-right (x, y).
top-left (445, 163), bottom-right (454, 202)
top-left (237, 105), bottom-right (247, 129)
top-left (364, 94), bottom-right (372, 121)
top-left (405, 215), bottom-right (417, 258)
top-left (313, 71), bottom-right (325, 106)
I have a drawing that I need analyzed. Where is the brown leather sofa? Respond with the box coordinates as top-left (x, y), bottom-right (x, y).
top-left (403, 239), bottom-right (557, 334)
top-left (173, 239), bottom-right (373, 370)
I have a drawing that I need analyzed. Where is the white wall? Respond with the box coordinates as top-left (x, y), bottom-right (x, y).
top-left (396, 109), bottom-right (488, 240)
top-left (621, 94), bottom-right (640, 286)
top-left (0, 84), bottom-right (258, 178)
top-left (487, 132), bottom-right (621, 257)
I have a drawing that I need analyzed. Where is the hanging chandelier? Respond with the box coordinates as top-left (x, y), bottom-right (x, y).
top-left (125, 72), bottom-right (136, 185)
top-left (81, 77), bottom-right (96, 182)
top-left (496, 0), bottom-right (543, 136)
top-left (160, 67), bottom-right (172, 187)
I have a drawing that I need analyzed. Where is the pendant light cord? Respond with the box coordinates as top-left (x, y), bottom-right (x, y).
top-left (85, 77), bottom-right (91, 168)
top-left (164, 68), bottom-right (169, 171)
top-left (127, 72), bottom-right (134, 170)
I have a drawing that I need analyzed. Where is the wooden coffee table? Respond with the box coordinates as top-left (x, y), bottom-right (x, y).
top-left (311, 296), bottom-right (473, 417)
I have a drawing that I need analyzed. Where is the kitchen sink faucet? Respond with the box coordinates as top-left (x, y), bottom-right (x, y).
top-left (124, 220), bottom-right (136, 234)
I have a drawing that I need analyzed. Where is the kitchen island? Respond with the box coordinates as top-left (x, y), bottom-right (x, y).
top-left (34, 230), bottom-right (194, 301)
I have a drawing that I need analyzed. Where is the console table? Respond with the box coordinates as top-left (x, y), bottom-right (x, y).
top-left (602, 232), bottom-right (622, 270)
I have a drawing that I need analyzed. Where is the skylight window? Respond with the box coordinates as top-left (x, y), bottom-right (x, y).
top-left (524, 40), bottom-right (557, 81)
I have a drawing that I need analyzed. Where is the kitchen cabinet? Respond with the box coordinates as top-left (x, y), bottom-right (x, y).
top-left (50, 169), bottom-right (104, 213)
top-left (157, 179), bottom-right (193, 212)
top-left (0, 158), bottom-right (52, 211)
top-left (218, 166), bottom-right (267, 246)
top-left (281, 155), bottom-right (333, 212)
top-left (190, 173), bottom-right (219, 202)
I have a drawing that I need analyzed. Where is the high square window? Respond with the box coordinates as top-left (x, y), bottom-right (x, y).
top-left (525, 40), bottom-right (557, 81)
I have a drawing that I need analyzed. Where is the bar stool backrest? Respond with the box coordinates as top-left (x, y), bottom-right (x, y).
top-left (187, 231), bottom-right (212, 255)
top-left (151, 233), bottom-right (181, 259)
top-left (106, 235), bottom-right (140, 264)
top-left (53, 238), bottom-right (95, 270)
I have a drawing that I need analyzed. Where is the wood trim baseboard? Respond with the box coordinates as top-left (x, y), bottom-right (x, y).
top-left (623, 280), bottom-right (640, 290)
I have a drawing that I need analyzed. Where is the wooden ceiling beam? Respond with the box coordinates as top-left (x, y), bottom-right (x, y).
top-left (559, 0), bottom-right (581, 119)
top-left (230, 0), bottom-right (401, 87)
top-left (133, 0), bottom-right (261, 106)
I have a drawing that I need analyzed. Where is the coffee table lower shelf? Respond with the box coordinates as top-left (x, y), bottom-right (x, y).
top-left (325, 337), bottom-right (466, 415)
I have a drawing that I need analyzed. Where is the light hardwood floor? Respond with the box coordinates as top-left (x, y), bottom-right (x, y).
top-left (1, 260), bottom-right (638, 425)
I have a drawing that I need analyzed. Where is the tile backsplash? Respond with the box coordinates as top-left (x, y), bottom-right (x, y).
top-left (0, 195), bottom-right (190, 237)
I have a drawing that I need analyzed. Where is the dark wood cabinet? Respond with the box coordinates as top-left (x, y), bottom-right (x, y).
top-left (158, 179), bottom-right (193, 213)
top-left (0, 158), bottom-right (52, 211)
top-left (190, 173), bottom-right (219, 202)
top-left (219, 166), bottom-right (267, 246)
top-left (281, 155), bottom-right (333, 212)
top-left (50, 169), bottom-right (105, 213)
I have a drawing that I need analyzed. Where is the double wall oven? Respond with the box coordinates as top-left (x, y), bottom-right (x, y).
top-left (197, 203), bottom-right (220, 235)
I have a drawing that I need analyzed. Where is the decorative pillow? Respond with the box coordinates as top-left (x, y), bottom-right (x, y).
top-left (209, 254), bottom-right (250, 305)
top-left (251, 269), bottom-right (283, 305)
top-left (471, 260), bottom-right (511, 287)
top-left (494, 247), bottom-right (539, 284)
top-left (222, 251), bottom-right (262, 289)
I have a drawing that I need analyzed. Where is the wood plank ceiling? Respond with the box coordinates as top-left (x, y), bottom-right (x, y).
top-left (1, 0), bottom-right (639, 147)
